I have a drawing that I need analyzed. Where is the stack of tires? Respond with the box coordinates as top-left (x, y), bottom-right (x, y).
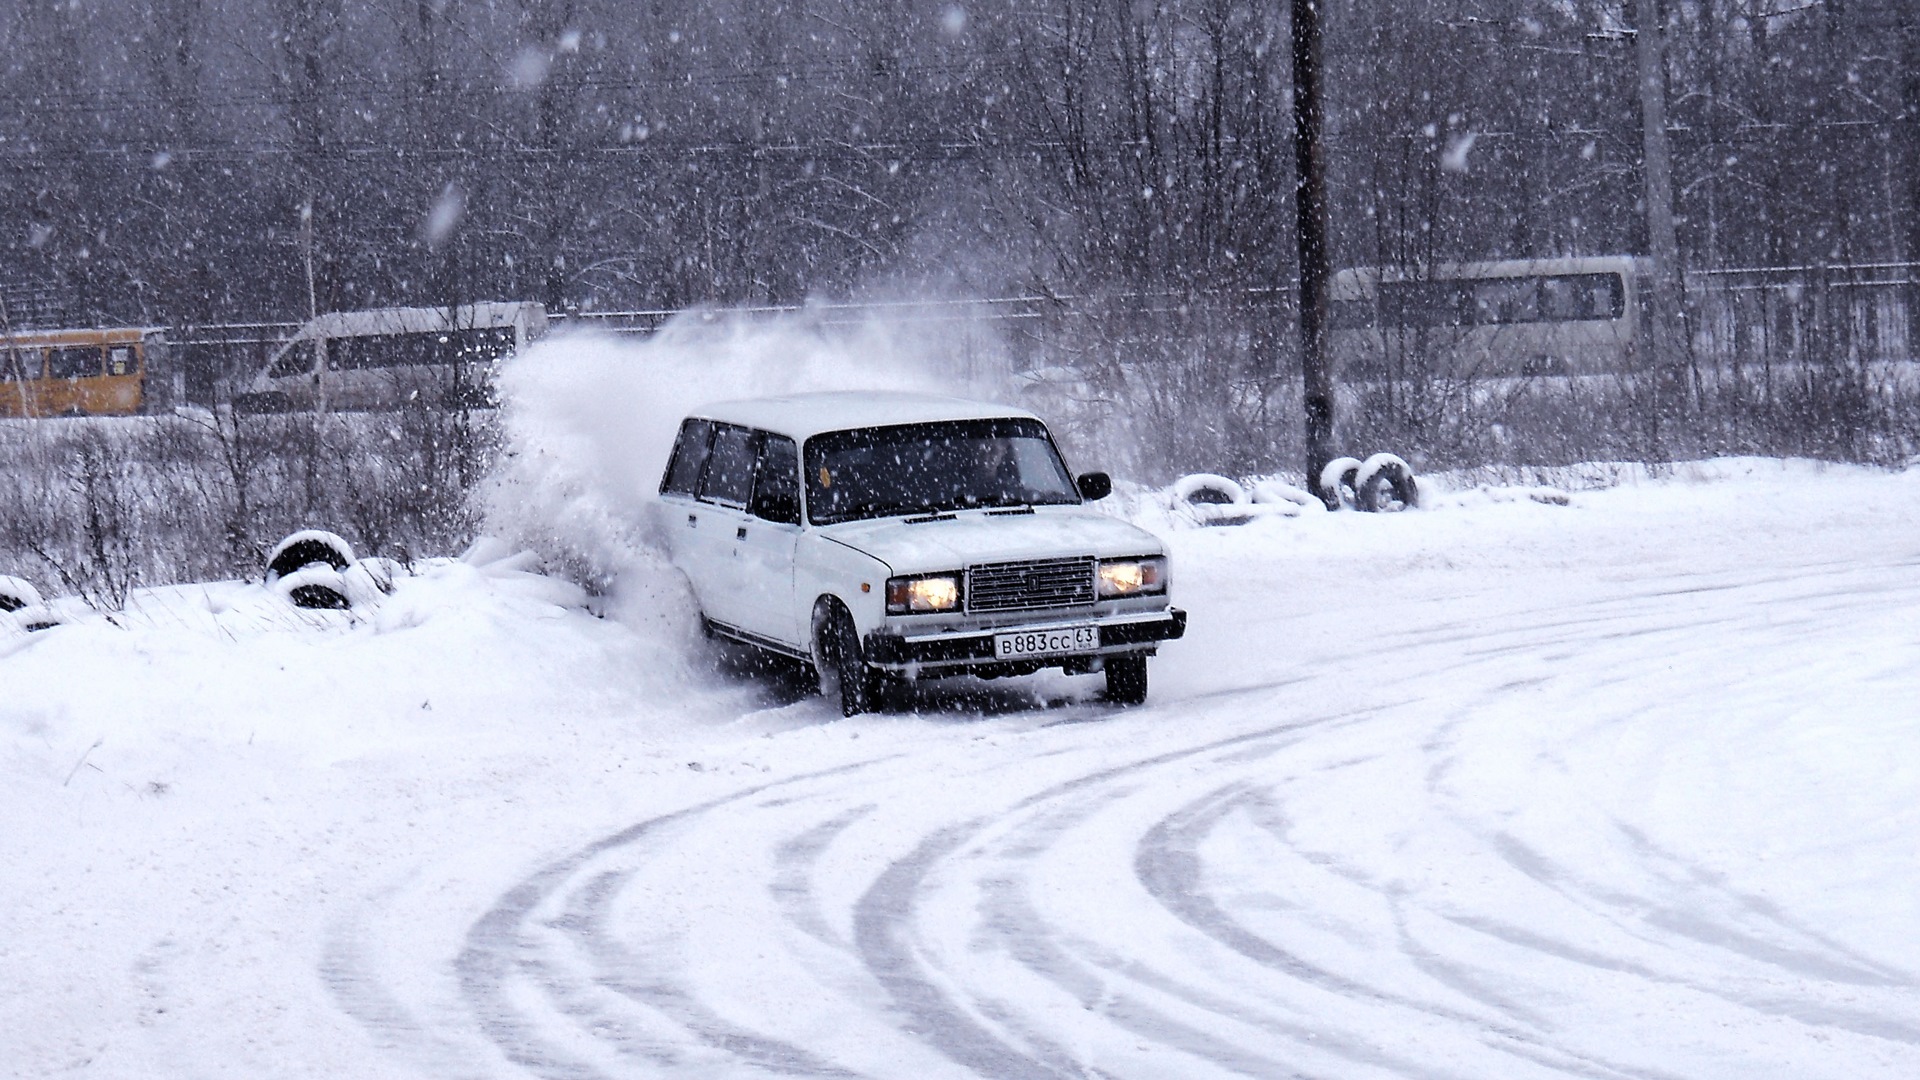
top-left (1169, 453), bottom-right (1419, 524)
top-left (1317, 453), bottom-right (1420, 513)
top-left (0, 576), bottom-right (61, 634)
top-left (265, 531), bottom-right (399, 611)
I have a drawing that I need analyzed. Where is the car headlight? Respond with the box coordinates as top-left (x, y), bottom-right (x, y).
top-left (886, 573), bottom-right (962, 614)
top-left (1098, 556), bottom-right (1167, 598)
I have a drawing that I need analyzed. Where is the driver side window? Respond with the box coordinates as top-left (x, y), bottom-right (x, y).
top-left (749, 433), bottom-right (801, 525)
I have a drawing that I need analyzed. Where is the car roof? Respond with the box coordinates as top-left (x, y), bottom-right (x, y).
top-left (690, 391), bottom-right (1044, 441)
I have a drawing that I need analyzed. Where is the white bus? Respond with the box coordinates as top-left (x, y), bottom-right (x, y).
top-left (1331, 256), bottom-right (1643, 380)
top-left (238, 301), bottom-right (547, 412)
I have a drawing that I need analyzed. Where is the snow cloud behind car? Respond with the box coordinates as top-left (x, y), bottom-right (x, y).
top-left (479, 306), bottom-right (999, 615)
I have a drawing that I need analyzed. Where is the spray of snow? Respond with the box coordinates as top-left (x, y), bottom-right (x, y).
top-left (479, 305), bottom-right (1003, 624)
top-left (422, 184), bottom-right (464, 248)
top-left (1441, 132), bottom-right (1479, 173)
top-left (508, 46), bottom-right (551, 90)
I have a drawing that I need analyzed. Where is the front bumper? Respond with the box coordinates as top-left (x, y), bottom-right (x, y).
top-left (864, 608), bottom-right (1187, 673)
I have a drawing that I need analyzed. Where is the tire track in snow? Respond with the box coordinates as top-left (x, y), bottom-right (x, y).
top-left (450, 756), bottom-right (901, 1080)
top-left (339, 546), bottom-right (1920, 1078)
top-left (847, 705), bottom-right (1396, 1078)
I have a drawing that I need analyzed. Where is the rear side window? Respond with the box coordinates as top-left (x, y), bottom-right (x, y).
top-left (661, 419), bottom-right (715, 495)
top-left (700, 424), bottom-right (757, 506)
top-left (749, 434), bottom-right (801, 525)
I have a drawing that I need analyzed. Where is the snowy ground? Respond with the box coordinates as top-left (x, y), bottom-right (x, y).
top-left (5, 458), bottom-right (1920, 1079)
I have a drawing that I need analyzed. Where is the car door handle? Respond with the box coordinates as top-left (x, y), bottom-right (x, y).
top-left (736, 526), bottom-right (748, 540)
top-left (687, 513), bottom-right (697, 526)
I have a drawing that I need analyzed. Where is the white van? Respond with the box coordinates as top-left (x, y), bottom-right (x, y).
top-left (653, 391), bottom-right (1187, 715)
top-left (238, 301), bottom-right (546, 412)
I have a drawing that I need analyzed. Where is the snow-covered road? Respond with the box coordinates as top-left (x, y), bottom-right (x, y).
top-left (7, 460), bottom-right (1920, 1078)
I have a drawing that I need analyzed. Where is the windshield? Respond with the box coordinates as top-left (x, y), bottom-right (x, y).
top-left (805, 418), bottom-right (1080, 524)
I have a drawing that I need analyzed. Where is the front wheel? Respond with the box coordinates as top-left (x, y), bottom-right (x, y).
top-left (814, 604), bottom-right (877, 717)
top-left (1105, 655), bottom-right (1149, 705)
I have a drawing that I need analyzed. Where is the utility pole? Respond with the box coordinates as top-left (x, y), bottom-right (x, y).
top-left (1902, 5), bottom-right (1920, 356)
top-left (1291, 0), bottom-right (1336, 504)
top-left (1631, 0), bottom-right (1687, 438)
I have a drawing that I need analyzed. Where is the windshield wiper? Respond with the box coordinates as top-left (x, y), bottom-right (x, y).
top-left (837, 499), bottom-right (928, 522)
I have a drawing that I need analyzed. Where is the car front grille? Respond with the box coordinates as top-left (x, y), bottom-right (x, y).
top-left (966, 556), bottom-right (1097, 613)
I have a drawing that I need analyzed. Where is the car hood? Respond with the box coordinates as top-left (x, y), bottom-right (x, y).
top-left (818, 507), bottom-right (1164, 575)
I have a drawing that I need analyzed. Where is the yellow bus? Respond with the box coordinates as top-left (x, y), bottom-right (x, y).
top-left (0, 327), bottom-right (174, 418)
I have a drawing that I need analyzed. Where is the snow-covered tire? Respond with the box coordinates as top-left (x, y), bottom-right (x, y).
top-left (266, 530), bottom-right (356, 583)
top-left (338, 560), bottom-right (398, 608)
top-left (1318, 457), bottom-right (1364, 509)
top-left (1354, 453), bottom-right (1420, 513)
top-left (17, 607), bottom-right (62, 633)
top-left (1169, 473), bottom-right (1248, 507)
top-left (0, 575), bottom-right (43, 614)
top-left (277, 564), bottom-right (352, 610)
top-left (1248, 479), bottom-right (1326, 515)
top-left (1170, 473), bottom-right (1253, 526)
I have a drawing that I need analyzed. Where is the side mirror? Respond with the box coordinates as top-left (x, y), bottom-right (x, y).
top-left (1076, 471), bottom-right (1112, 501)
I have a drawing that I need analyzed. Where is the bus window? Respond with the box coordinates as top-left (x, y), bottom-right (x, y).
top-left (108, 347), bottom-right (135, 376)
top-left (1473, 278), bottom-right (1540, 324)
top-left (1539, 277), bottom-right (1581, 320)
top-left (1, 347), bottom-right (42, 381)
top-left (1537, 273), bottom-right (1625, 321)
top-left (47, 346), bottom-right (104, 379)
top-left (1380, 280), bottom-right (1472, 328)
top-left (1587, 274), bottom-right (1625, 319)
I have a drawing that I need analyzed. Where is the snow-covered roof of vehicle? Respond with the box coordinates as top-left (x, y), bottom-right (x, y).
top-left (691, 391), bottom-right (1043, 441)
top-left (283, 301), bottom-right (546, 340)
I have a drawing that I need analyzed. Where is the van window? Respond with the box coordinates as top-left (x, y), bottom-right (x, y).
top-left (662, 419), bottom-right (714, 495)
top-left (329, 327), bottom-right (516, 371)
top-left (270, 343), bottom-right (320, 378)
top-left (749, 434), bottom-right (801, 525)
top-left (331, 333), bottom-right (433, 371)
top-left (701, 425), bottom-right (757, 506)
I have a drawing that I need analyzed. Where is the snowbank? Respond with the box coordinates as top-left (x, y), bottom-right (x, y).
top-left (5, 458), bottom-right (1920, 1077)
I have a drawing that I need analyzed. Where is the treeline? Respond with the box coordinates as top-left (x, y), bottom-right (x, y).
top-left (1, 0), bottom-right (1916, 476)
top-left (4, 1), bottom-right (1913, 320)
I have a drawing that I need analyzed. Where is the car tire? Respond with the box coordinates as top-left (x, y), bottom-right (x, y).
top-left (277, 565), bottom-right (352, 610)
top-left (1105, 654), bottom-right (1149, 705)
top-left (1170, 473), bottom-right (1248, 506)
top-left (0, 575), bottom-right (43, 614)
top-left (1318, 456), bottom-right (1364, 510)
top-left (813, 602), bottom-right (876, 718)
top-left (1354, 453), bottom-right (1419, 512)
top-left (1170, 473), bottom-right (1254, 526)
top-left (266, 530), bottom-right (356, 583)
top-left (1248, 479), bottom-right (1325, 514)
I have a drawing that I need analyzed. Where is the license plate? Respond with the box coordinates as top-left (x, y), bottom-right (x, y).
top-left (994, 626), bottom-right (1098, 658)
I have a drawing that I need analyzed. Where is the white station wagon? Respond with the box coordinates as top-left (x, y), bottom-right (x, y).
top-left (652, 391), bottom-right (1187, 715)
